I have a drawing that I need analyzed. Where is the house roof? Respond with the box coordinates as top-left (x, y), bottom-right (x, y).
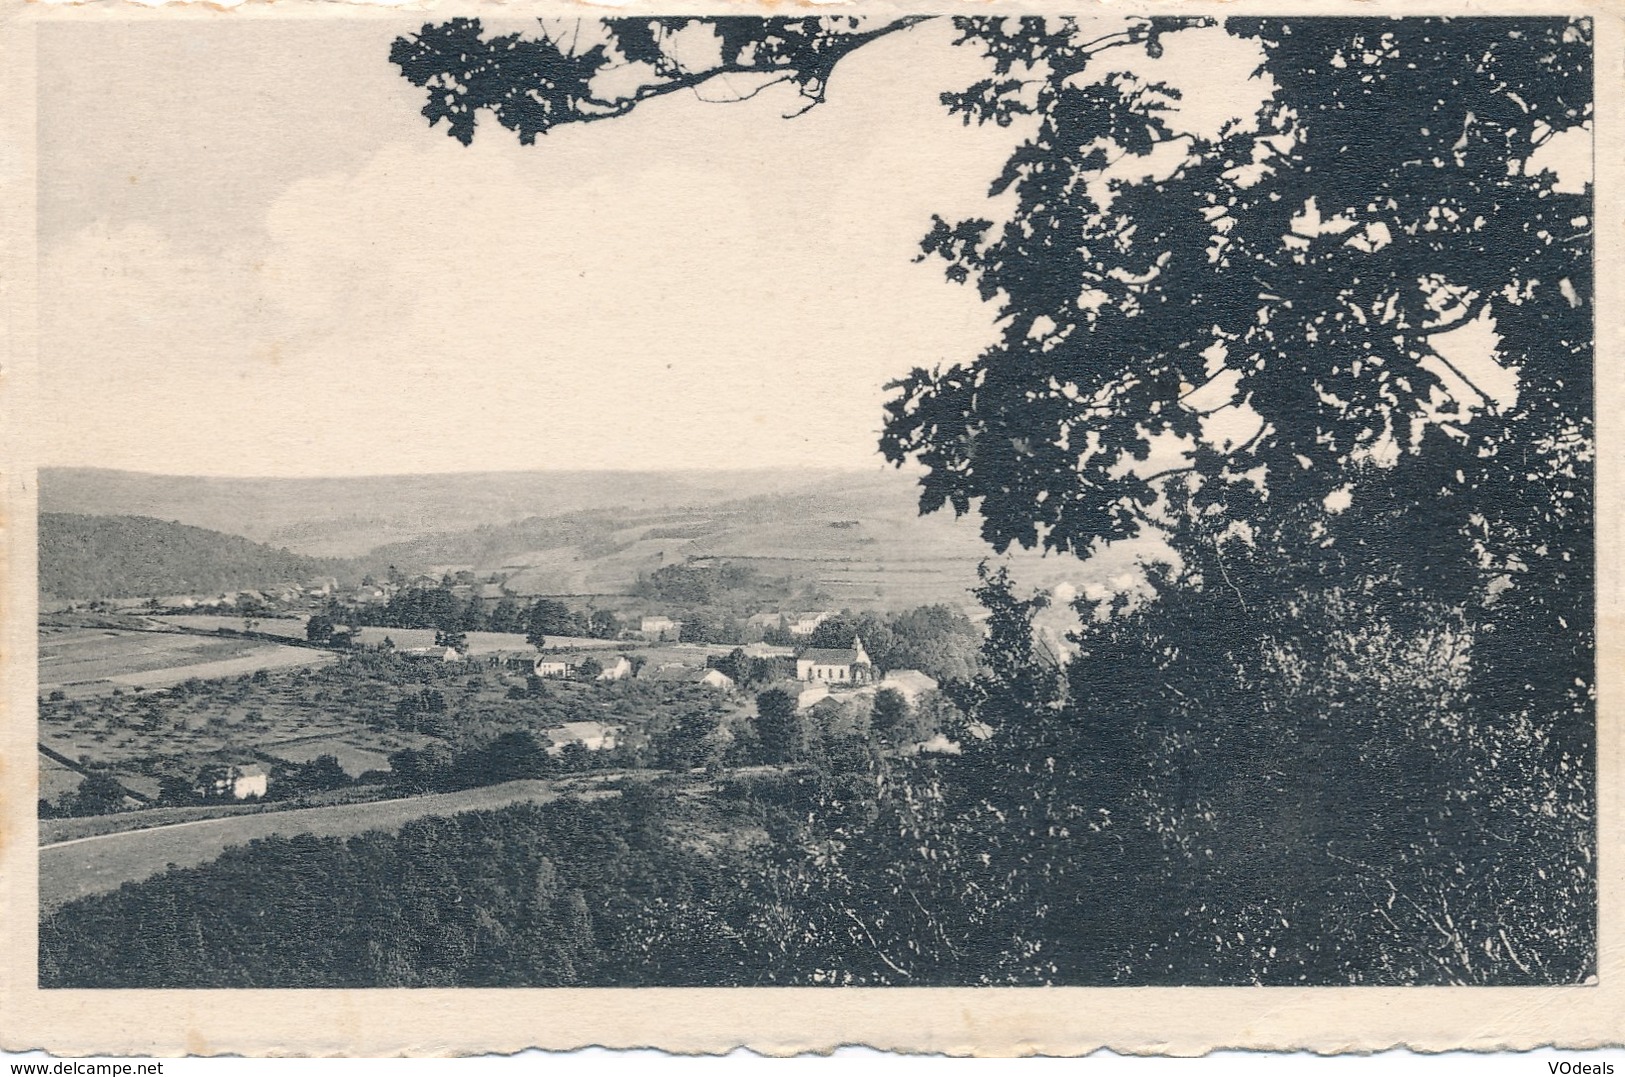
top-left (648, 666), bottom-right (731, 684)
top-left (882, 670), bottom-right (939, 693)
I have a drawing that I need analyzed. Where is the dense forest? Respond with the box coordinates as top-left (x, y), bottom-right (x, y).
top-left (39, 514), bottom-right (350, 601)
top-left (40, 794), bottom-right (762, 987)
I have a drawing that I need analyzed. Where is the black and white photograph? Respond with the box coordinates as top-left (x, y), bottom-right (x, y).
top-left (3, 0), bottom-right (1618, 1054)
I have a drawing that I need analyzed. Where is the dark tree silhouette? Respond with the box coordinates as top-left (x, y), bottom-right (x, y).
top-left (754, 688), bottom-right (805, 765)
top-left (383, 13), bottom-right (1593, 985)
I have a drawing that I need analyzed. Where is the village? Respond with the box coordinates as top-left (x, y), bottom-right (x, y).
top-left (38, 568), bottom-right (975, 820)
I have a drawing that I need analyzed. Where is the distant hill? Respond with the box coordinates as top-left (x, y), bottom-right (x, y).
top-left (39, 514), bottom-right (349, 602)
top-left (39, 468), bottom-right (912, 558)
top-left (37, 468), bottom-right (1135, 615)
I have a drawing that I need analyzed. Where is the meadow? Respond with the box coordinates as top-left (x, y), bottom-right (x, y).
top-left (40, 621), bottom-right (332, 697)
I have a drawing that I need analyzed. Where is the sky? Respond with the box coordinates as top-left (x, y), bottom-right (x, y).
top-left (35, 16), bottom-right (1277, 478)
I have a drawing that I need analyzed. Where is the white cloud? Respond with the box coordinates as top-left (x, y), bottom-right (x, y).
top-left (40, 21), bottom-right (1014, 477)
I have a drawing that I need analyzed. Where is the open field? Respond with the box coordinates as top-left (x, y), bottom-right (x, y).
top-left (106, 644), bottom-right (333, 688)
top-left (39, 625), bottom-right (261, 685)
top-left (39, 777), bottom-right (620, 910)
top-left (39, 623), bottom-right (333, 695)
top-left (152, 614), bottom-right (310, 640)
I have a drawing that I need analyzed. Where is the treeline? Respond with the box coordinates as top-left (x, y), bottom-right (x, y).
top-left (330, 589), bottom-right (619, 640)
top-left (327, 582), bottom-right (985, 685)
top-left (792, 607), bottom-right (984, 683)
top-left (39, 513), bottom-right (348, 601)
top-left (631, 561), bottom-right (788, 609)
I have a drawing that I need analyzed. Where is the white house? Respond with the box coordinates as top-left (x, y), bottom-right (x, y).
top-left (533, 656), bottom-right (577, 678)
top-left (796, 637), bottom-right (872, 684)
top-left (402, 645), bottom-right (462, 663)
top-left (595, 656), bottom-right (634, 681)
top-left (639, 616), bottom-right (682, 641)
top-left (648, 666), bottom-right (735, 691)
top-left (200, 763), bottom-right (268, 800)
top-left (786, 611), bottom-right (836, 638)
top-left (546, 721), bottom-right (620, 754)
top-left (879, 669), bottom-right (939, 703)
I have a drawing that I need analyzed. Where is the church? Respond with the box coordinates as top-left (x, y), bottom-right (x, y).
top-left (795, 636), bottom-right (873, 685)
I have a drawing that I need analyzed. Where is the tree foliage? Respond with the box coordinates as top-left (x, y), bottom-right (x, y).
top-left (224, 13), bottom-right (1600, 986)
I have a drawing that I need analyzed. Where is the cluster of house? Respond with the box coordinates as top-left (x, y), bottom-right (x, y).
top-left (488, 648), bottom-right (739, 690)
top-left (630, 611), bottom-right (839, 643)
top-left (184, 634), bottom-right (941, 802)
top-left (149, 574), bottom-right (510, 615)
top-left (395, 633), bottom-right (936, 711)
top-left (153, 577), bottom-right (344, 611)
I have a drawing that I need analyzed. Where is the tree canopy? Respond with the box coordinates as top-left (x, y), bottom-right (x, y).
top-left (392, 15), bottom-right (1589, 575)
top-left (367, 14), bottom-right (1602, 984)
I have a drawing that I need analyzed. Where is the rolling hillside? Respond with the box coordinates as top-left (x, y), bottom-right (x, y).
top-left (353, 477), bottom-right (1000, 610)
top-left (39, 513), bottom-right (350, 602)
top-left (40, 468), bottom-right (912, 558)
top-left (39, 468), bottom-right (1132, 614)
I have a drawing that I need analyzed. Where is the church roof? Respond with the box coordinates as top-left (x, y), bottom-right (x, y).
top-left (798, 647), bottom-right (865, 665)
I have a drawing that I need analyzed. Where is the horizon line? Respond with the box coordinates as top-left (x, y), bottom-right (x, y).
top-left (40, 462), bottom-right (917, 482)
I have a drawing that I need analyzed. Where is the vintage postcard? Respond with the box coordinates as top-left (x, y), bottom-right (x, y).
top-left (1, 0), bottom-right (1620, 1056)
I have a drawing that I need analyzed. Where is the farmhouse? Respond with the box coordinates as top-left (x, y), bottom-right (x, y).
top-left (401, 645), bottom-right (462, 663)
top-left (880, 669), bottom-right (939, 703)
top-left (786, 611), bottom-right (836, 638)
top-left (647, 666), bottom-right (735, 691)
top-left (531, 653), bottom-right (627, 679)
top-left (595, 655), bottom-right (634, 681)
top-left (198, 762), bottom-right (268, 800)
top-left (639, 616), bottom-right (682, 642)
top-left (796, 637), bottom-right (872, 684)
top-left (533, 656), bottom-right (577, 679)
top-left (547, 721), bottom-right (619, 754)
